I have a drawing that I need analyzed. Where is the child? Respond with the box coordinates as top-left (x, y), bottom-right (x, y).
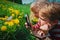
top-left (25, 2), bottom-right (60, 40)
top-left (25, 1), bottom-right (49, 39)
top-left (30, 1), bottom-right (48, 23)
top-left (38, 3), bottom-right (60, 40)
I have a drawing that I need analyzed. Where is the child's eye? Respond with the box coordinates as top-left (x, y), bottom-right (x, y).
top-left (34, 11), bottom-right (38, 14)
top-left (40, 17), bottom-right (46, 21)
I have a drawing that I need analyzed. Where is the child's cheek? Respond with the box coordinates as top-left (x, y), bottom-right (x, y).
top-left (40, 24), bottom-right (49, 30)
top-left (40, 20), bottom-right (47, 26)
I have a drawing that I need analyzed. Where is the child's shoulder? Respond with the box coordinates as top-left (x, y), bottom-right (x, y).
top-left (58, 21), bottom-right (60, 25)
top-left (57, 21), bottom-right (60, 28)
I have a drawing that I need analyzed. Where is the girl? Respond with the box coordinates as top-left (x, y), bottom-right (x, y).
top-left (38, 3), bottom-right (60, 40)
top-left (25, 2), bottom-right (60, 40)
top-left (25, 1), bottom-right (49, 40)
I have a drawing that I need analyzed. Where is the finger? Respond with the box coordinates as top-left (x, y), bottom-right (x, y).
top-left (25, 22), bottom-right (28, 28)
top-left (25, 22), bottom-right (27, 26)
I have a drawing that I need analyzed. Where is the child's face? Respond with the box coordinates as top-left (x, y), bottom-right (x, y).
top-left (39, 18), bottom-right (51, 30)
top-left (33, 12), bottom-right (39, 18)
top-left (39, 11), bottom-right (57, 30)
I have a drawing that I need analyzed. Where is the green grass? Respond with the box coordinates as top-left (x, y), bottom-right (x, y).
top-left (0, 0), bottom-right (30, 14)
top-left (0, 0), bottom-right (36, 40)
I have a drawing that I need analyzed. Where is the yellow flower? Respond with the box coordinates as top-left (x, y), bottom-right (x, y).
top-left (18, 16), bottom-right (22, 18)
top-left (8, 21), bottom-right (14, 26)
top-left (14, 10), bottom-right (19, 15)
top-left (8, 7), bottom-right (15, 13)
top-left (11, 19), bottom-right (14, 22)
top-left (8, 7), bottom-right (13, 11)
top-left (11, 9), bottom-right (15, 13)
top-left (0, 18), bottom-right (6, 20)
top-left (2, 18), bottom-right (6, 20)
top-left (4, 21), bottom-right (14, 26)
top-left (11, 14), bottom-right (15, 17)
top-left (5, 16), bottom-right (8, 19)
top-left (1, 26), bottom-right (7, 31)
top-left (32, 17), bottom-right (38, 22)
top-left (14, 19), bottom-right (19, 24)
top-left (4, 22), bottom-right (8, 25)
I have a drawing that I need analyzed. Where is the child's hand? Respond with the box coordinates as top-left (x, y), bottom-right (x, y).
top-left (25, 22), bottom-right (47, 38)
top-left (25, 22), bottom-right (32, 29)
top-left (25, 22), bottom-right (29, 28)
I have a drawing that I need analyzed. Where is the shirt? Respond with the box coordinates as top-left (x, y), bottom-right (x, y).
top-left (49, 21), bottom-right (60, 40)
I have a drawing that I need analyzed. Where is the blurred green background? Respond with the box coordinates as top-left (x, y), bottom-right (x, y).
top-left (0, 0), bottom-right (36, 40)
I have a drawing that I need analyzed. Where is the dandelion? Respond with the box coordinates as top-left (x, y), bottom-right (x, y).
top-left (1, 26), bottom-right (7, 31)
top-left (15, 10), bottom-right (19, 15)
top-left (14, 19), bottom-right (19, 24)
top-left (18, 16), bottom-right (22, 18)
top-left (4, 22), bottom-right (8, 25)
top-left (32, 17), bottom-right (38, 22)
top-left (8, 7), bottom-right (13, 11)
top-left (8, 21), bottom-right (14, 26)
top-left (8, 7), bottom-right (14, 13)
top-left (4, 21), bottom-right (14, 26)
top-left (2, 18), bottom-right (6, 20)
top-left (11, 14), bottom-right (15, 17)
top-left (10, 19), bottom-right (14, 22)
top-left (0, 18), bottom-right (6, 20)
top-left (5, 16), bottom-right (8, 19)
top-left (11, 9), bottom-right (15, 13)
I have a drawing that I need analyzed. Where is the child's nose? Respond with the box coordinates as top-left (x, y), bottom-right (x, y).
top-left (40, 24), bottom-right (49, 30)
top-left (40, 20), bottom-right (47, 26)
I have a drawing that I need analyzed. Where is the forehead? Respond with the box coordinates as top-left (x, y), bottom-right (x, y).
top-left (39, 7), bottom-right (49, 15)
top-left (31, 6), bottom-right (39, 13)
top-left (31, 2), bottom-right (48, 14)
top-left (39, 9), bottom-right (50, 20)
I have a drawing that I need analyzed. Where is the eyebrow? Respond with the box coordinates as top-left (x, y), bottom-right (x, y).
top-left (39, 17), bottom-right (47, 21)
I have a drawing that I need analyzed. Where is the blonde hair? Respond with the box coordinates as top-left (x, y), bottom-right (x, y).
top-left (39, 3), bottom-right (60, 21)
top-left (30, 2), bottom-right (48, 22)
